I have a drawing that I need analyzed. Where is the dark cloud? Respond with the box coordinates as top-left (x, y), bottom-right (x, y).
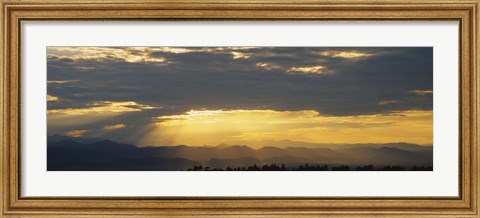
top-left (47, 47), bottom-right (432, 118)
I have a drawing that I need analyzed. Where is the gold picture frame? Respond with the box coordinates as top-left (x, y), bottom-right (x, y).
top-left (1, 0), bottom-right (478, 217)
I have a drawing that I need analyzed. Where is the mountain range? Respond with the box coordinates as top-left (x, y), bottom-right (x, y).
top-left (47, 135), bottom-right (433, 171)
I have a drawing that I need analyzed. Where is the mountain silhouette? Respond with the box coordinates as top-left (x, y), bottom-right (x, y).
top-left (243, 140), bottom-right (432, 151)
top-left (47, 135), bottom-right (433, 171)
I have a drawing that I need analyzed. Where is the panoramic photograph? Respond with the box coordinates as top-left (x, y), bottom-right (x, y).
top-left (47, 46), bottom-right (433, 171)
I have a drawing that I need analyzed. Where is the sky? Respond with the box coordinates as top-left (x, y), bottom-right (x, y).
top-left (47, 47), bottom-right (433, 147)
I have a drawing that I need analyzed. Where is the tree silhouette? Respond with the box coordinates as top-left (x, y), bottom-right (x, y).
top-left (187, 163), bottom-right (432, 171)
top-left (331, 165), bottom-right (350, 171)
top-left (382, 165), bottom-right (405, 171)
top-left (356, 164), bottom-right (375, 171)
top-left (410, 165), bottom-right (433, 171)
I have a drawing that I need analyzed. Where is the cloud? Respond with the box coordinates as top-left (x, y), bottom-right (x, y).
top-left (256, 62), bottom-right (283, 71)
top-left (148, 47), bottom-right (258, 61)
top-left (287, 66), bottom-right (326, 74)
top-left (150, 47), bottom-right (257, 54)
top-left (377, 100), bottom-right (398, 105)
top-left (320, 50), bottom-right (373, 59)
top-left (47, 80), bottom-right (79, 84)
top-left (47, 47), bottom-right (168, 63)
top-left (103, 123), bottom-right (126, 130)
top-left (47, 95), bottom-right (59, 102)
top-left (410, 90), bottom-right (433, 95)
top-left (47, 101), bottom-right (160, 139)
top-left (231, 51), bottom-right (250, 59)
top-left (48, 101), bottom-right (157, 115)
top-left (151, 47), bottom-right (193, 54)
top-left (47, 47), bottom-right (432, 117)
top-left (257, 63), bottom-right (329, 75)
top-left (63, 129), bottom-right (89, 137)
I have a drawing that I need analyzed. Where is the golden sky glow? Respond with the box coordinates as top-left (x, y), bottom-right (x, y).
top-left (137, 109), bottom-right (433, 147)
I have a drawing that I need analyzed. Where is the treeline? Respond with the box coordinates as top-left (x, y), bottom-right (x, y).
top-left (186, 164), bottom-right (433, 171)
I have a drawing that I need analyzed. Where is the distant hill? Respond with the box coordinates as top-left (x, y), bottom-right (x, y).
top-left (47, 135), bottom-right (103, 144)
top-left (243, 140), bottom-right (432, 151)
top-left (48, 139), bottom-right (199, 171)
top-left (47, 135), bottom-right (433, 171)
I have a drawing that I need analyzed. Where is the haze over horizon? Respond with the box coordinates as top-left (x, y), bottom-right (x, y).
top-left (47, 134), bottom-right (433, 149)
top-left (47, 47), bottom-right (433, 149)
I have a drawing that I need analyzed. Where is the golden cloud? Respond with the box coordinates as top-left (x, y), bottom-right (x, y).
top-left (104, 123), bottom-right (126, 130)
top-left (48, 101), bottom-right (158, 115)
top-left (410, 90), bottom-right (433, 95)
top-left (257, 63), bottom-right (329, 75)
top-left (151, 47), bottom-right (193, 54)
top-left (287, 66), bottom-right (326, 74)
top-left (320, 51), bottom-right (373, 59)
top-left (47, 95), bottom-right (59, 102)
top-left (256, 62), bottom-right (283, 71)
top-left (48, 47), bottom-right (168, 63)
top-left (63, 129), bottom-right (89, 137)
top-left (48, 47), bottom-right (259, 64)
top-left (155, 47), bottom-right (254, 60)
top-left (149, 47), bottom-right (257, 54)
top-left (231, 51), bottom-right (250, 59)
top-left (47, 80), bottom-right (79, 84)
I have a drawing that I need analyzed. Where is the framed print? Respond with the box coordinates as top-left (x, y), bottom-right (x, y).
top-left (1, 0), bottom-right (478, 217)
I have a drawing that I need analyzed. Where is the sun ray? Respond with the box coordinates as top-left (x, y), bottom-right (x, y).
top-left (135, 109), bottom-right (432, 147)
